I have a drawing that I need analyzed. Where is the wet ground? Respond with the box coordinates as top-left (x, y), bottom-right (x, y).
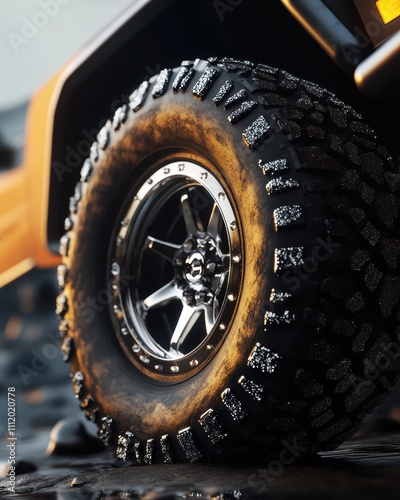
top-left (1, 433), bottom-right (400, 499)
top-left (1, 269), bottom-right (400, 499)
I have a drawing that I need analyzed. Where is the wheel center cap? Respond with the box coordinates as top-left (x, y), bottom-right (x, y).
top-left (184, 252), bottom-right (205, 283)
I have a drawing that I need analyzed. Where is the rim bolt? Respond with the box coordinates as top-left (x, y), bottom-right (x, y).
top-left (111, 262), bottom-right (120, 276)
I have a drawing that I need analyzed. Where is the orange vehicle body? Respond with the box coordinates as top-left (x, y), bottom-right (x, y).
top-left (0, 70), bottom-right (64, 288)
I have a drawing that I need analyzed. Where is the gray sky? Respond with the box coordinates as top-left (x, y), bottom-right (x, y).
top-left (0, 0), bottom-right (134, 110)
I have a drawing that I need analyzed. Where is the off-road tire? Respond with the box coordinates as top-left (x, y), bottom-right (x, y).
top-left (57, 57), bottom-right (400, 464)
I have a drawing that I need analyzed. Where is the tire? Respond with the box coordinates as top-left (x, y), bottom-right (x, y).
top-left (57, 57), bottom-right (400, 464)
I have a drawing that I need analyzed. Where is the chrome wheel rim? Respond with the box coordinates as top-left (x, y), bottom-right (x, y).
top-left (110, 160), bottom-right (242, 378)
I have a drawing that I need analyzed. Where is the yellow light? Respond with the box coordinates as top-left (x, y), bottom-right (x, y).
top-left (376, 0), bottom-right (400, 24)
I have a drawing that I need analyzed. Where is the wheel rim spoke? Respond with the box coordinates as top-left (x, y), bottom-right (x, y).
top-left (146, 236), bottom-right (180, 262)
top-left (207, 202), bottom-right (222, 240)
top-left (220, 254), bottom-right (231, 274)
top-left (181, 193), bottom-right (203, 235)
top-left (203, 304), bottom-right (216, 335)
top-left (170, 304), bottom-right (202, 352)
top-left (143, 281), bottom-right (179, 310)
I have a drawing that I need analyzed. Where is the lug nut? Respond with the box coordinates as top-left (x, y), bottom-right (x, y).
top-left (183, 290), bottom-right (196, 306)
top-left (206, 262), bottom-right (216, 273)
top-left (183, 239), bottom-right (195, 252)
top-left (175, 256), bottom-right (184, 266)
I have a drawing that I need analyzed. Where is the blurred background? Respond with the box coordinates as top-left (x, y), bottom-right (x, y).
top-left (0, 0), bottom-right (133, 180)
top-left (0, 0), bottom-right (133, 111)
